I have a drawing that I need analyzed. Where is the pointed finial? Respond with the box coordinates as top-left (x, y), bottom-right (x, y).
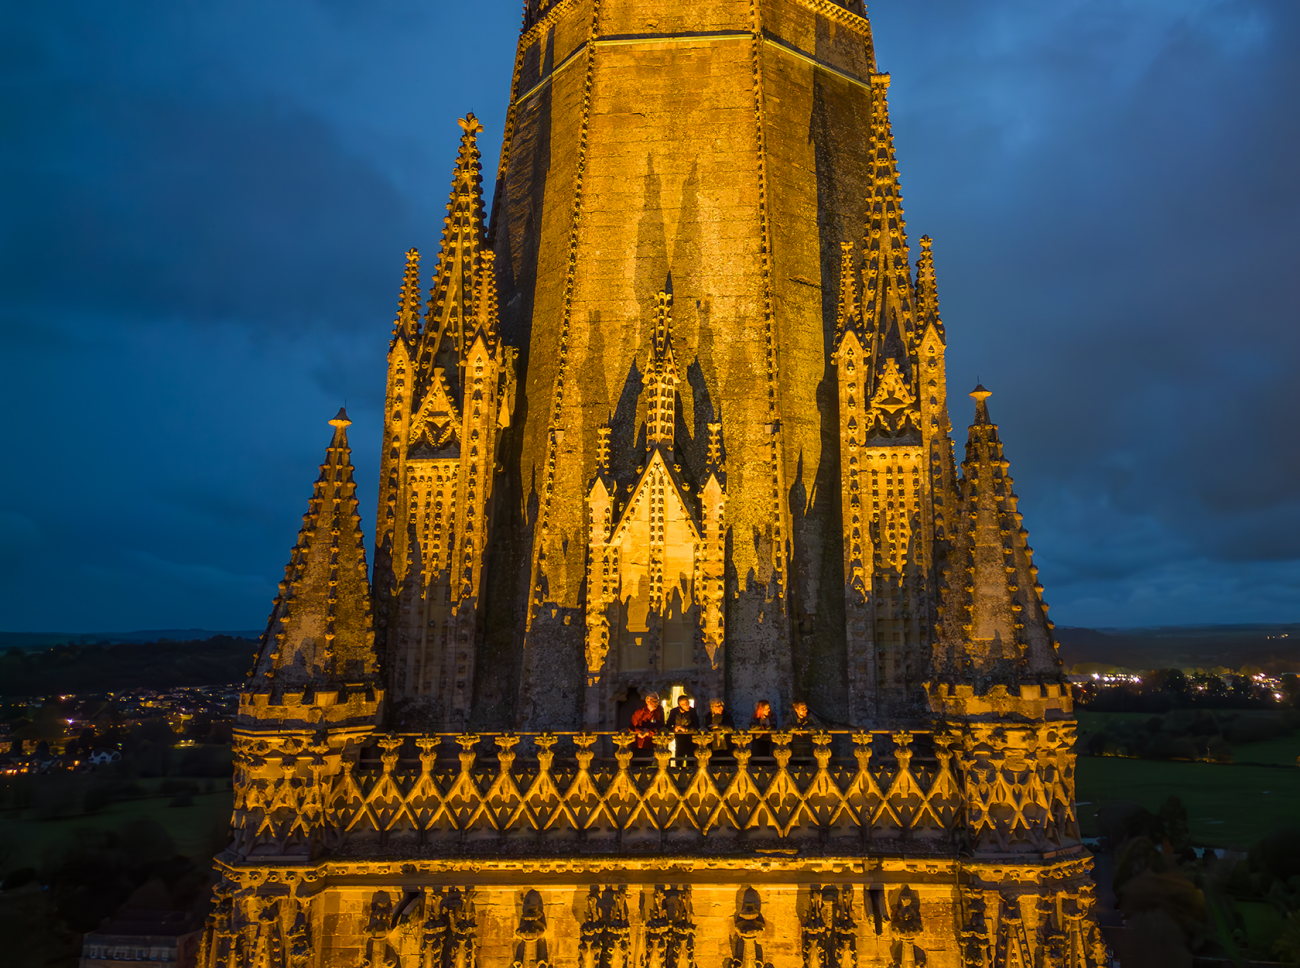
top-left (459, 113), bottom-right (484, 135)
top-left (330, 407), bottom-right (352, 428)
top-left (970, 384), bottom-right (992, 425)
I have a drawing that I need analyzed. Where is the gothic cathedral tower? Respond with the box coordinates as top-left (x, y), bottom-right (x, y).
top-left (486, 0), bottom-right (943, 729)
top-left (206, 2), bottom-right (1107, 966)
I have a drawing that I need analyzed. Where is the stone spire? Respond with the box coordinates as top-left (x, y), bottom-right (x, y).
top-left (252, 409), bottom-right (377, 690)
top-left (861, 72), bottom-right (916, 387)
top-left (421, 113), bottom-right (487, 388)
top-left (915, 235), bottom-right (943, 342)
top-left (834, 241), bottom-right (861, 341)
top-left (645, 290), bottom-right (678, 450)
top-left (932, 387), bottom-right (1062, 700)
top-left (392, 247), bottom-right (423, 348)
top-left (376, 252), bottom-right (420, 593)
top-left (471, 248), bottom-right (501, 346)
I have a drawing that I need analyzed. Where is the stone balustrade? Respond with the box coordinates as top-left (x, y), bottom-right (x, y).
top-left (230, 724), bottom-right (1080, 858)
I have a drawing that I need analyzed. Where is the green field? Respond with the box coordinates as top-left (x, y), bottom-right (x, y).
top-left (1074, 710), bottom-right (1300, 846)
top-left (1, 783), bottom-right (232, 873)
top-left (1076, 756), bottom-right (1300, 847)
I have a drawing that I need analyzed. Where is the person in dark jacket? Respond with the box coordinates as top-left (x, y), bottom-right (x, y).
top-left (667, 694), bottom-right (699, 763)
top-left (788, 700), bottom-right (825, 763)
top-left (705, 698), bottom-right (734, 761)
top-left (630, 692), bottom-right (664, 758)
top-left (749, 699), bottom-right (774, 759)
top-left (668, 694), bottom-right (699, 732)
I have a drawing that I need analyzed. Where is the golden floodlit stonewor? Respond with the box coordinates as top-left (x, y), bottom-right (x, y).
top-left (201, 1), bottom-right (1107, 965)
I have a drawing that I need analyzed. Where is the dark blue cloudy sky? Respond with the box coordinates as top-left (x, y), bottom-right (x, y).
top-left (1, 1), bottom-right (1296, 633)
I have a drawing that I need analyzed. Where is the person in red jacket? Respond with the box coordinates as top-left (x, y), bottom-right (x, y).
top-left (630, 691), bottom-right (664, 757)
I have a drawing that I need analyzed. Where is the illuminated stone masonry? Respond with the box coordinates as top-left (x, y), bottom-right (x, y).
top-left (203, 0), bottom-right (1106, 964)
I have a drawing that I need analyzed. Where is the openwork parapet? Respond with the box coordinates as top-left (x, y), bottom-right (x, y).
top-left (231, 725), bottom-right (1080, 857)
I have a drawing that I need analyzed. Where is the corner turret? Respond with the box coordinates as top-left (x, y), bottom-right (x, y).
top-left (241, 409), bottom-right (382, 731)
top-left (232, 410), bottom-right (382, 860)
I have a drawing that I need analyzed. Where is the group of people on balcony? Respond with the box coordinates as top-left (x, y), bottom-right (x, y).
top-left (628, 692), bottom-right (825, 761)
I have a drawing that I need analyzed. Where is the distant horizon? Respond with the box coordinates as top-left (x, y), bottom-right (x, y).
top-left (3, 621), bottom-right (1299, 643)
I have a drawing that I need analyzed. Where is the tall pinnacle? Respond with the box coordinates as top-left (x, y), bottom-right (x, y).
top-left (862, 72), bottom-right (916, 387)
top-left (915, 236), bottom-right (944, 342)
top-left (935, 387), bottom-right (1060, 683)
top-left (252, 409), bottom-right (377, 688)
top-left (421, 114), bottom-right (487, 387)
top-left (835, 241), bottom-right (861, 341)
top-left (392, 248), bottom-right (423, 347)
top-left (645, 290), bottom-right (678, 450)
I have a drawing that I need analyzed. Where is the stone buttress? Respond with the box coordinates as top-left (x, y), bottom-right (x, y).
top-left (831, 67), bottom-right (958, 727)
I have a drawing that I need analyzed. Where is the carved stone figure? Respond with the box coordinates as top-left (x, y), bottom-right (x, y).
top-left (890, 887), bottom-right (924, 968)
top-left (287, 902), bottom-right (311, 968)
top-left (369, 893), bottom-right (396, 936)
top-left (642, 887), bottom-right (694, 968)
top-left (447, 889), bottom-right (479, 968)
top-left (578, 886), bottom-right (632, 968)
top-left (958, 890), bottom-right (990, 968)
top-left (800, 887), bottom-right (832, 968)
top-left (205, 880), bottom-right (237, 968)
top-left (607, 887), bottom-right (631, 968)
top-left (667, 888), bottom-right (695, 968)
top-left (253, 898), bottom-right (283, 968)
top-left (512, 890), bottom-right (548, 968)
top-left (420, 890), bottom-right (450, 968)
top-left (831, 888), bottom-right (857, 968)
top-left (642, 887), bottom-right (669, 968)
top-left (803, 886), bottom-right (857, 968)
top-left (724, 888), bottom-right (774, 968)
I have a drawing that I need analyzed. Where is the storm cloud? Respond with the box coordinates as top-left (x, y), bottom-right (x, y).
top-left (0, 0), bottom-right (1295, 630)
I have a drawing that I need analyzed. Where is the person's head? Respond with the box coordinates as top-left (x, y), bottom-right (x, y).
top-left (710, 698), bottom-right (725, 713)
top-left (793, 701), bottom-right (808, 718)
top-left (677, 695), bottom-right (691, 711)
top-left (644, 692), bottom-right (660, 710)
top-left (755, 700), bottom-right (771, 718)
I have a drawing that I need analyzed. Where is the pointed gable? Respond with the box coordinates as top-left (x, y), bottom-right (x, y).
top-left (407, 367), bottom-right (462, 459)
top-left (609, 449), bottom-right (702, 549)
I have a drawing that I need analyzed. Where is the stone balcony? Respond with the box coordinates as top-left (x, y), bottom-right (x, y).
top-left (231, 725), bottom-right (1081, 859)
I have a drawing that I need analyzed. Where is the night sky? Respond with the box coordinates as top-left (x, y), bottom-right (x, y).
top-left (2, 1), bottom-right (1296, 633)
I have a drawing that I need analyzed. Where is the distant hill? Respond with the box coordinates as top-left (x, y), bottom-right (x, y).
top-left (0, 635), bottom-right (259, 696)
top-left (1, 625), bottom-right (1295, 695)
top-left (1055, 624), bottom-right (1300, 674)
top-left (0, 629), bottom-right (263, 651)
